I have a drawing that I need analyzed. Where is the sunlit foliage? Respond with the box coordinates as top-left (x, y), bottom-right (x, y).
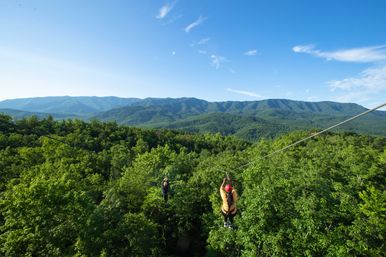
top-left (0, 115), bottom-right (384, 256)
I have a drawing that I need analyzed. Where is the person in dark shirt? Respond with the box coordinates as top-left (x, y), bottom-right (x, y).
top-left (161, 177), bottom-right (170, 202)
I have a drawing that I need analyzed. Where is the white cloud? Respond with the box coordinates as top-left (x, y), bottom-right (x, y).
top-left (292, 45), bottom-right (315, 53)
top-left (210, 54), bottom-right (227, 69)
top-left (197, 37), bottom-right (210, 45)
top-left (244, 49), bottom-right (257, 56)
top-left (327, 65), bottom-right (386, 104)
top-left (185, 16), bottom-right (206, 32)
top-left (226, 88), bottom-right (263, 98)
top-left (198, 50), bottom-right (207, 55)
top-left (172, 51), bottom-right (176, 56)
top-left (293, 44), bottom-right (386, 107)
top-left (156, 2), bottom-right (176, 19)
top-left (331, 91), bottom-right (372, 104)
top-left (191, 38), bottom-right (210, 47)
top-left (327, 66), bottom-right (386, 91)
top-left (293, 44), bottom-right (386, 63)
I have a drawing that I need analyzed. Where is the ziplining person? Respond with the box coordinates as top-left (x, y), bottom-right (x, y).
top-left (220, 177), bottom-right (238, 228)
top-left (161, 177), bottom-right (170, 202)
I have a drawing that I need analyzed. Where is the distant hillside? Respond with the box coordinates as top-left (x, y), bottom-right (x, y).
top-left (95, 98), bottom-right (210, 124)
top-left (0, 96), bottom-right (141, 116)
top-left (98, 98), bottom-right (370, 119)
top-left (156, 112), bottom-right (291, 140)
top-left (125, 98), bottom-right (368, 116)
top-left (0, 108), bottom-right (78, 120)
top-left (210, 99), bottom-right (368, 116)
top-left (1, 96), bottom-right (385, 141)
top-left (93, 98), bottom-right (386, 140)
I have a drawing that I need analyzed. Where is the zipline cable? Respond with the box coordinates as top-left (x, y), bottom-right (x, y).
top-left (217, 101), bottom-right (386, 175)
top-left (262, 101), bottom-right (386, 159)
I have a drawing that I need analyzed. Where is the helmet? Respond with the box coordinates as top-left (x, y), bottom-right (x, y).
top-left (225, 184), bottom-right (232, 192)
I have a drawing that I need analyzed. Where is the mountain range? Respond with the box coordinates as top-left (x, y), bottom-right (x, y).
top-left (0, 96), bottom-right (385, 141)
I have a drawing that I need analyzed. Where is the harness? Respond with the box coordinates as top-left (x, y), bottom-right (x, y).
top-left (223, 190), bottom-right (235, 215)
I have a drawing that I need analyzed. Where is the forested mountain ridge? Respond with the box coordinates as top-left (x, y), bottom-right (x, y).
top-left (156, 112), bottom-right (292, 141)
top-left (0, 107), bottom-right (84, 121)
top-left (94, 98), bottom-right (386, 139)
top-left (0, 96), bottom-right (377, 117)
top-left (96, 97), bottom-right (372, 118)
top-left (1, 96), bottom-right (385, 140)
top-left (0, 114), bottom-right (385, 256)
top-left (0, 96), bottom-right (141, 116)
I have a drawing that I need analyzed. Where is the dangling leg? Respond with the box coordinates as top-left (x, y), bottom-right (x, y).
top-left (222, 211), bottom-right (228, 227)
top-left (228, 212), bottom-right (236, 228)
top-left (228, 214), bottom-right (234, 224)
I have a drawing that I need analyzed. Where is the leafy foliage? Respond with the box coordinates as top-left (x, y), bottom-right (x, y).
top-left (0, 115), bottom-right (384, 256)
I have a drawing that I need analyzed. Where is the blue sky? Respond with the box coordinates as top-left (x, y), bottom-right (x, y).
top-left (0, 0), bottom-right (386, 108)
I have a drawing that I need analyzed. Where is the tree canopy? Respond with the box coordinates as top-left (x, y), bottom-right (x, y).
top-left (0, 114), bottom-right (384, 256)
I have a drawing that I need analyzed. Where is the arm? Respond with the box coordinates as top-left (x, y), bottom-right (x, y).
top-left (220, 178), bottom-right (226, 190)
top-left (220, 178), bottom-right (226, 197)
top-left (233, 189), bottom-right (238, 202)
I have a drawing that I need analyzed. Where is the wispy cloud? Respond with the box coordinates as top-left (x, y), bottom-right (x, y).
top-left (197, 37), bottom-right (210, 45)
top-left (191, 38), bottom-right (210, 47)
top-left (328, 66), bottom-right (386, 91)
top-left (226, 88), bottom-right (263, 98)
top-left (185, 16), bottom-right (206, 32)
top-left (293, 44), bottom-right (386, 63)
top-left (156, 2), bottom-right (176, 19)
top-left (210, 54), bottom-right (227, 69)
top-left (327, 65), bottom-right (386, 104)
top-left (244, 49), bottom-right (257, 56)
top-left (331, 91), bottom-right (373, 104)
top-left (198, 50), bottom-right (207, 55)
